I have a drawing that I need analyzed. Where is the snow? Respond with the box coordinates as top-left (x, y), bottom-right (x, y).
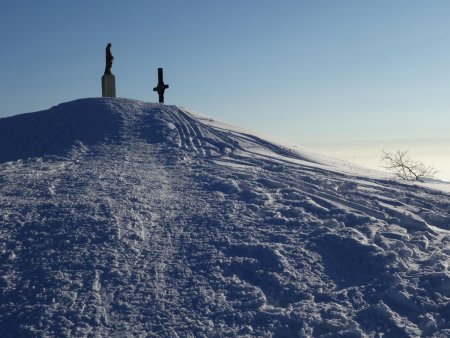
top-left (0, 98), bottom-right (449, 337)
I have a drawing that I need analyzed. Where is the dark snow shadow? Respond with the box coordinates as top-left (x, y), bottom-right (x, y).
top-left (0, 98), bottom-right (121, 163)
top-left (312, 233), bottom-right (391, 289)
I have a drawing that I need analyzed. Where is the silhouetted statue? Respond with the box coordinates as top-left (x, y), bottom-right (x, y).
top-left (104, 43), bottom-right (114, 75)
top-left (153, 68), bottom-right (169, 103)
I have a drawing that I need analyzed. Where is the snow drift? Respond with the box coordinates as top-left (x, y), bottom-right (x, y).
top-left (0, 98), bottom-right (449, 337)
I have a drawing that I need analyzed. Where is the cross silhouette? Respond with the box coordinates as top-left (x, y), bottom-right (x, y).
top-left (153, 68), bottom-right (169, 103)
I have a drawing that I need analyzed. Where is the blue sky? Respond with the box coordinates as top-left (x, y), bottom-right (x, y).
top-left (1, 1), bottom-right (449, 166)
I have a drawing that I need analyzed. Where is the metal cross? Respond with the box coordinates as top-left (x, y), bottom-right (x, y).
top-left (153, 68), bottom-right (169, 103)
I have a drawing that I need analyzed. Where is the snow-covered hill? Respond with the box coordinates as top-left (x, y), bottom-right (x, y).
top-left (0, 98), bottom-right (449, 337)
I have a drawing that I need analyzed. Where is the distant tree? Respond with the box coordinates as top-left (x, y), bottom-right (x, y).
top-left (381, 150), bottom-right (437, 182)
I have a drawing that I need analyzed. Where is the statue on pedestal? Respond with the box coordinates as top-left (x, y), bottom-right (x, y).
top-left (102, 43), bottom-right (116, 97)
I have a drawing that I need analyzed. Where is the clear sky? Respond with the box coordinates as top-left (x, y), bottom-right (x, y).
top-left (1, 1), bottom-right (449, 178)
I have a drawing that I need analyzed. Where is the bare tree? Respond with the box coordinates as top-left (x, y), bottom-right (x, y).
top-left (381, 150), bottom-right (437, 182)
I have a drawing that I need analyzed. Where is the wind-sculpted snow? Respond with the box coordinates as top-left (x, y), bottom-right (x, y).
top-left (0, 98), bottom-right (449, 337)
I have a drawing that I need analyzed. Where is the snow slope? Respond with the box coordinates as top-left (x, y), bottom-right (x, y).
top-left (0, 98), bottom-right (449, 337)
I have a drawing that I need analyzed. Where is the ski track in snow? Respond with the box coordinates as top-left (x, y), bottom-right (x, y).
top-left (0, 98), bottom-right (449, 337)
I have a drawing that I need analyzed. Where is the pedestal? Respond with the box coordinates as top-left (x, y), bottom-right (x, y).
top-left (102, 74), bottom-right (116, 97)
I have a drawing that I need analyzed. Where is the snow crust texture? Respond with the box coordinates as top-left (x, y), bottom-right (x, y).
top-left (0, 98), bottom-right (449, 337)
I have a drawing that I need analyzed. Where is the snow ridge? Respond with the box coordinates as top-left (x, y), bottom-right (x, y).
top-left (0, 98), bottom-right (449, 337)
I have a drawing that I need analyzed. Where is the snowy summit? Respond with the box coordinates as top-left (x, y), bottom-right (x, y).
top-left (0, 98), bottom-right (449, 337)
